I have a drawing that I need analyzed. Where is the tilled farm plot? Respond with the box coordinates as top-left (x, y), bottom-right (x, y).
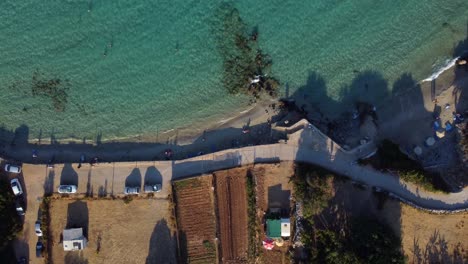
top-left (214, 168), bottom-right (249, 263)
top-left (174, 176), bottom-right (218, 263)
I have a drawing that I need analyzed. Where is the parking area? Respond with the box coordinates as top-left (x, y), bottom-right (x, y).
top-left (10, 161), bottom-right (173, 263)
top-left (43, 161), bottom-right (172, 198)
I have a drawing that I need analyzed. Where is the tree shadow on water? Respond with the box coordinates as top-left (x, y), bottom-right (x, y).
top-left (145, 218), bottom-right (177, 264)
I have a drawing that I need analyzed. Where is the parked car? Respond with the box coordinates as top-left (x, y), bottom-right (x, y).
top-left (35, 221), bottom-right (43, 236)
top-left (144, 184), bottom-right (162, 193)
top-left (5, 164), bottom-right (21, 174)
top-left (10, 178), bottom-right (23, 196)
top-left (36, 241), bottom-right (43, 258)
top-left (17, 257), bottom-right (27, 264)
top-left (15, 199), bottom-right (25, 216)
top-left (124, 187), bottom-right (140, 195)
top-left (58, 185), bottom-right (77, 194)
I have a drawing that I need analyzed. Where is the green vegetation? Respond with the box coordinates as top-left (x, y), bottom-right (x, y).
top-left (40, 196), bottom-right (51, 264)
top-left (246, 169), bottom-right (258, 260)
top-left (173, 178), bottom-right (202, 191)
top-left (292, 163), bottom-right (405, 264)
top-left (214, 3), bottom-right (279, 101)
top-left (291, 163), bottom-right (333, 247)
top-left (31, 70), bottom-right (69, 112)
top-left (359, 140), bottom-right (448, 192)
top-left (122, 195), bottom-right (133, 204)
top-left (202, 240), bottom-right (215, 253)
top-left (0, 177), bottom-right (23, 262)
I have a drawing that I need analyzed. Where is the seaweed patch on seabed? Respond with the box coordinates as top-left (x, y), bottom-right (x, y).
top-left (213, 3), bottom-right (279, 103)
top-left (31, 70), bottom-right (70, 112)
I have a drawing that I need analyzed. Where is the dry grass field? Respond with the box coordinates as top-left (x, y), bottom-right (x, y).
top-left (399, 204), bottom-right (468, 264)
top-left (49, 198), bottom-right (176, 264)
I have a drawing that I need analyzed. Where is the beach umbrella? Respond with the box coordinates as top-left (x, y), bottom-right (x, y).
top-left (262, 238), bottom-right (275, 250)
top-left (436, 129), bottom-right (445, 138)
top-left (425, 137), bottom-right (435, 146)
top-left (413, 146), bottom-right (422, 156)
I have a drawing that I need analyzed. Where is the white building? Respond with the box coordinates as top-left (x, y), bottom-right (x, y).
top-left (281, 218), bottom-right (291, 237)
top-left (63, 228), bottom-right (88, 251)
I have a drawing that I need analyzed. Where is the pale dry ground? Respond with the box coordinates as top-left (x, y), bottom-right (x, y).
top-left (49, 199), bottom-right (176, 264)
top-left (12, 164), bottom-right (48, 264)
top-left (399, 204), bottom-right (468, 264)
top-left (329, 180), bottom-right (467, 263)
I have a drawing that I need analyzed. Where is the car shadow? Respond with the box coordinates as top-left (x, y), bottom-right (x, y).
top-left (125, 168), bottom-right (142, 188)
top-left (143, 166), bottom-right (162, 186)
top-left (60, 163), bottom-right (78, 187)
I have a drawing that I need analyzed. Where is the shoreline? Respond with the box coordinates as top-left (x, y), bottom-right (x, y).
top-left (24, 98), bottom-right (277, 146)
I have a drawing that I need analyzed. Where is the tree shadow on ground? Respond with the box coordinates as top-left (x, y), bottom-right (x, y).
top-left (144, 166), bottom-right (162, 186)
top-left (60, 163), bottom-right (78, 186)
top-left (98, 179), bottom-right (108, 198)
top-left (145, 218), bottom-right (177, 264)
top-left (66, 200), bottom-right (89, 238)
top-left (43, 169), bottom-right (55, 195)
top-left (412, 229), bottom-right (467, 264)
top-left (85, 169), bottom-right (93, 197)
top-left (64, 251), bottom-right (89, 264)
top-left (125, 168), bottom-right (141, 188)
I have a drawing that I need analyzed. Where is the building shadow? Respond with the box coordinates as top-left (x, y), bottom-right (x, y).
top-left (125, 168), bottom-right (142, 188)
top-left (267, 184), bottom-right (291, 210)
top-left (64, 251), bottom-right (89, 264)
top-left (171, 151), bottom-right (242, 180)
top-left (66, 201), bottom-right (89, 238)
top-left (144, 166), bottom-right (162, 186)
top-left (145, 218), bottom-right (177, 264)
top-left (60, 163), bottom-right (79, 187)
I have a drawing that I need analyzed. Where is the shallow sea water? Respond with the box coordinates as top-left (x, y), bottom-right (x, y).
top-left (0, 1), bottom-right (467, 141)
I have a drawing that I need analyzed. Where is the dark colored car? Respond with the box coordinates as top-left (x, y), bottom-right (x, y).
top-left (17, 257), bottom-right (27, 264)
top-left (36, 241), bottom-right (43, 258)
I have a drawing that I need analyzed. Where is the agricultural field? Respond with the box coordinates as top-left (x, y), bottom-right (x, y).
top-left (173, 176), bottom-right (218, 264)
top-left (213, 167), bottom-right (249, 263)
top-left (49, 198), bottom-right (176, 264)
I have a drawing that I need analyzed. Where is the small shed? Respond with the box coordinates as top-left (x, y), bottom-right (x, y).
top-left (63, 228), bottom-right (87, 251)
top-left (280, 218), bottom-right (291, 237)
top-left (436, 129), bottom-right (445, 138)
top-left (266, 219), bottom-right (281, 239)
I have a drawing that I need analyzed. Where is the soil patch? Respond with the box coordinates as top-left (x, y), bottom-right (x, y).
top-left (214, 168), bottom-right (249, 263)
top-left (173, 176), bottom-right (217, 263)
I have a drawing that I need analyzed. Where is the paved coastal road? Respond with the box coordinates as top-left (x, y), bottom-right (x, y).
top-left (20, 123), bottom-right (467, 211)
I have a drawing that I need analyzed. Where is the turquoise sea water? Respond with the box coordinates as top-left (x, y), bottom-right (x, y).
top-left (1, 1), bottom-right (467, 141)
